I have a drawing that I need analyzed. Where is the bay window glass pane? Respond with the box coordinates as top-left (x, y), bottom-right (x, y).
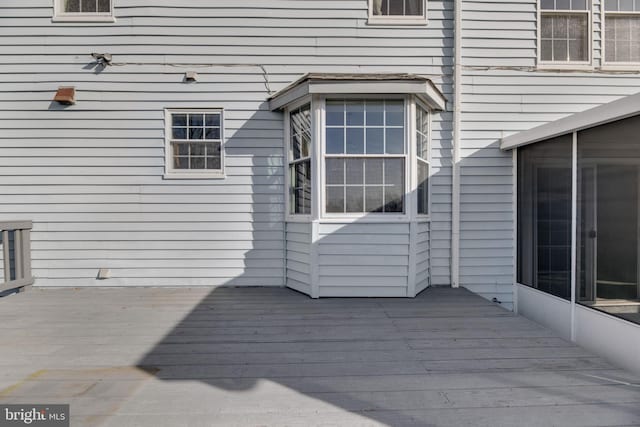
top-left (326, 187), bottom-right (344, 213)
top-left (517, 135), bottom-right (572, 300)
top-left (326, 128), bottom-right (344, 154)
top-left (365, 186), bottom-right (384, 212)
top-left (290, 160), bottom-right (311, 215)
top-left (326, 102), bottom-right (344, 126)
top-left (386, 101), bottom-right (404, 126)
top-left (346, 128), bottom-right (365, 154)
top-left (366, 102), bottom-right (384, 126)
top-left (82, 0), bottom-right (97, 12)
top-left (366, 128), bottom-right (384, 154)
top-left (326, 159), bottom-right (344, 185)
top-left (346, 159), bottom-right (364, 185)
top-left (418, 161), bottom-right (429, 215)
top-left (346, 102), bottom-right (364, 126)
top-left (577, 115), bottom-right (640, 325)
top-left (385, 128), bottom-right (404, 154)
top-left (346, 187), bottom-right (364, 212)
top-left (366, 159), bottom-right (384, 185)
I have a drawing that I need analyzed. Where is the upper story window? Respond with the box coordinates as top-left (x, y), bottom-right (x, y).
top-left (325, 99), bottom-right (406, 214)
top-left (539, 0), bottom-right (590, 63)
top-left (603, 0), bottom-right (640, 63)
top-left (54, 0), bottom-right (114, 22)
top-left (164, 110), bottom-right (224, 179)
top-left (369, 0), bottom-right (427, 24)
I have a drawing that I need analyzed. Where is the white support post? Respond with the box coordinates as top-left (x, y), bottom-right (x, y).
top-left (570, 132), bottom-right (578, 341)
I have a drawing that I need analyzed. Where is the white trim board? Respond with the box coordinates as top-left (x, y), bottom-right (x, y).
top-left (500, 91), bottom-right (640, 150)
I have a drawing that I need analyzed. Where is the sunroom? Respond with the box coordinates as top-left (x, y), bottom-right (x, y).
top-left (269, 74), bottom-right (446, 298)
top-left (501, 92), bottom-right (640, 374)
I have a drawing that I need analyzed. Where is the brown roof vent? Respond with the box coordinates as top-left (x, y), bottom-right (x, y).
top-left (54, 86), bottom-right (76, 105)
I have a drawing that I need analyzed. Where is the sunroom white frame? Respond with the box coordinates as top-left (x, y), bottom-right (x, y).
top-left (502, 92), bottom-right (640, 375)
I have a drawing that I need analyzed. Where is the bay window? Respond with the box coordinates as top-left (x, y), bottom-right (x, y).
top-left (324, 100), bottom-right (406, 214)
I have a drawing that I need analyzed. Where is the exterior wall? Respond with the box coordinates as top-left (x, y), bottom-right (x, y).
top-left (0, 1), bottom-right (453, 289)
top-left (459, 0), bottom-right (640, 308)
top-left (416, 220), bottom-right (430, 293)
top-left (285, 222), bottom-right (312, 295)
top-left (317, 223), bottom-right (411, 297)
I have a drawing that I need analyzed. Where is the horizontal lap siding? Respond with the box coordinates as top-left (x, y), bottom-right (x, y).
top-left (416, 221), bottom-right (430, 294)
top-left (1, 1), bottom-right (452, 288)
top-left (460, 0), bottom-right (640, 309)
top-left (286, 222), bottom-right (311, 295)
top-left (317, 223), bottom-right (410, 297)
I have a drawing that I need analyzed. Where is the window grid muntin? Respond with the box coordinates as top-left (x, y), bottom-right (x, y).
top-left (168, 111), bottom-right (222, 172)
top-left (603, 11), bottom-right (640, 63)
top-left (63, 0), bottom-right (111, 13)
top-left (325, 99), bottom-right (406, 215)
top-left (289, 104), bottom-right (312, 215)
top-left (372, 0), bottom-right (425, 16)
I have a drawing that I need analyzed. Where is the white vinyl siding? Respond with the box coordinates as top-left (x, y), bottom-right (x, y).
top-left (460, 0), bottom-right (640, 309)
top-left (285, 222), bottom-right (312, 294)
top-left (1, 1), bottom-right (451, 290)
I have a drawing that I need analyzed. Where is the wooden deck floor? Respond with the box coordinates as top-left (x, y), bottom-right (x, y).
top-left (0, 286), bottom-right (639, 426)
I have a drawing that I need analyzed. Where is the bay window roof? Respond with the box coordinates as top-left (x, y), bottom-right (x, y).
top-left (500, 91), bottom-right (640, 150)
top-left (268, 73), bottom-right (447, 111)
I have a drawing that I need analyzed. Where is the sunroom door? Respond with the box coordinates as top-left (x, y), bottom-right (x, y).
top-left (579, 164), bottom-right (639, 304)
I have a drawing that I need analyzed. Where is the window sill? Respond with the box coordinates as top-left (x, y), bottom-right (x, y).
top-left (366, 17), bottom-right (428, 26)
top-left (52, 15), bottom-right (116, 23)
top-left (536, 63), bottom-right (594, 71)
top-left (163, 172), bottom-right (225, 180)
top-left (600, 64), bottom-right (640, 72)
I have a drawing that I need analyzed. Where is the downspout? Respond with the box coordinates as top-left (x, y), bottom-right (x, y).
top-left (451, 0), bottom-right (462, 288)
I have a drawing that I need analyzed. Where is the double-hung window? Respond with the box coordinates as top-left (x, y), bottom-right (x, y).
top-left (54, 0), bottom-right (114, 22)
top-left (369, 0), bottom-right (427, 24)
top-left (603, 0), bottom-right (640, 64)
top-left (325, 99), bottom-right (406, 214)
top-left (539, 0), bottom-right (590, 63)
top-left (288, 104), bottom-right (312, 215)
top-left (165, 110), bottom-right (224, 178)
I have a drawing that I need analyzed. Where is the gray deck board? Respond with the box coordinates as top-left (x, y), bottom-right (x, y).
top-left (0, 286), bottom-right (639, 427)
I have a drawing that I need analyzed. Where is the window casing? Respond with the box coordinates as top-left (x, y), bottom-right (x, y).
top-left (539, 0), bottom-right (591, 64)
top-left (54, 0), bottom-right (114, 21)
top-left (324, 99), bottom-right (406, 215)
top-left (603, 0), bottom-right (640, 64)
top-left (164, 110), bottom-right (224, 178)
top-left (288, 104), bottom-right (312, 215)
top-left (368, 0), bottom-right (427, 24)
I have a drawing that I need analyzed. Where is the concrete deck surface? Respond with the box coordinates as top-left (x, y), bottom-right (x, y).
top-left (0, 286), bottom-right (639, 426)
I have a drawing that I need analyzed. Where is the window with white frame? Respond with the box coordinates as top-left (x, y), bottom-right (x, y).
top-left (289, 104), bottom-right (312, 215)
top-left (325, 99), bottom-right (405, 214)
top-left (55, 0), bottom-right (113, 20)
top-left (540, 0), bottom-right (590, 63)
top-left (604, 0), bottom-right (640, 63)
top-left (416, 104), bottom-right (429, 215)
top-left (371, 0), bottom-right (425, 16)
top-left (165, 110), bottom-right (223, 176)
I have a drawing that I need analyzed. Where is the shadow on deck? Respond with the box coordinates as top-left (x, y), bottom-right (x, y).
top-left (1, 286), bottom-right (640, 426)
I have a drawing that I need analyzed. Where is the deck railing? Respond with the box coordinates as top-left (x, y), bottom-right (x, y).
top-left (1, 221), bottom-right (33, 292)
